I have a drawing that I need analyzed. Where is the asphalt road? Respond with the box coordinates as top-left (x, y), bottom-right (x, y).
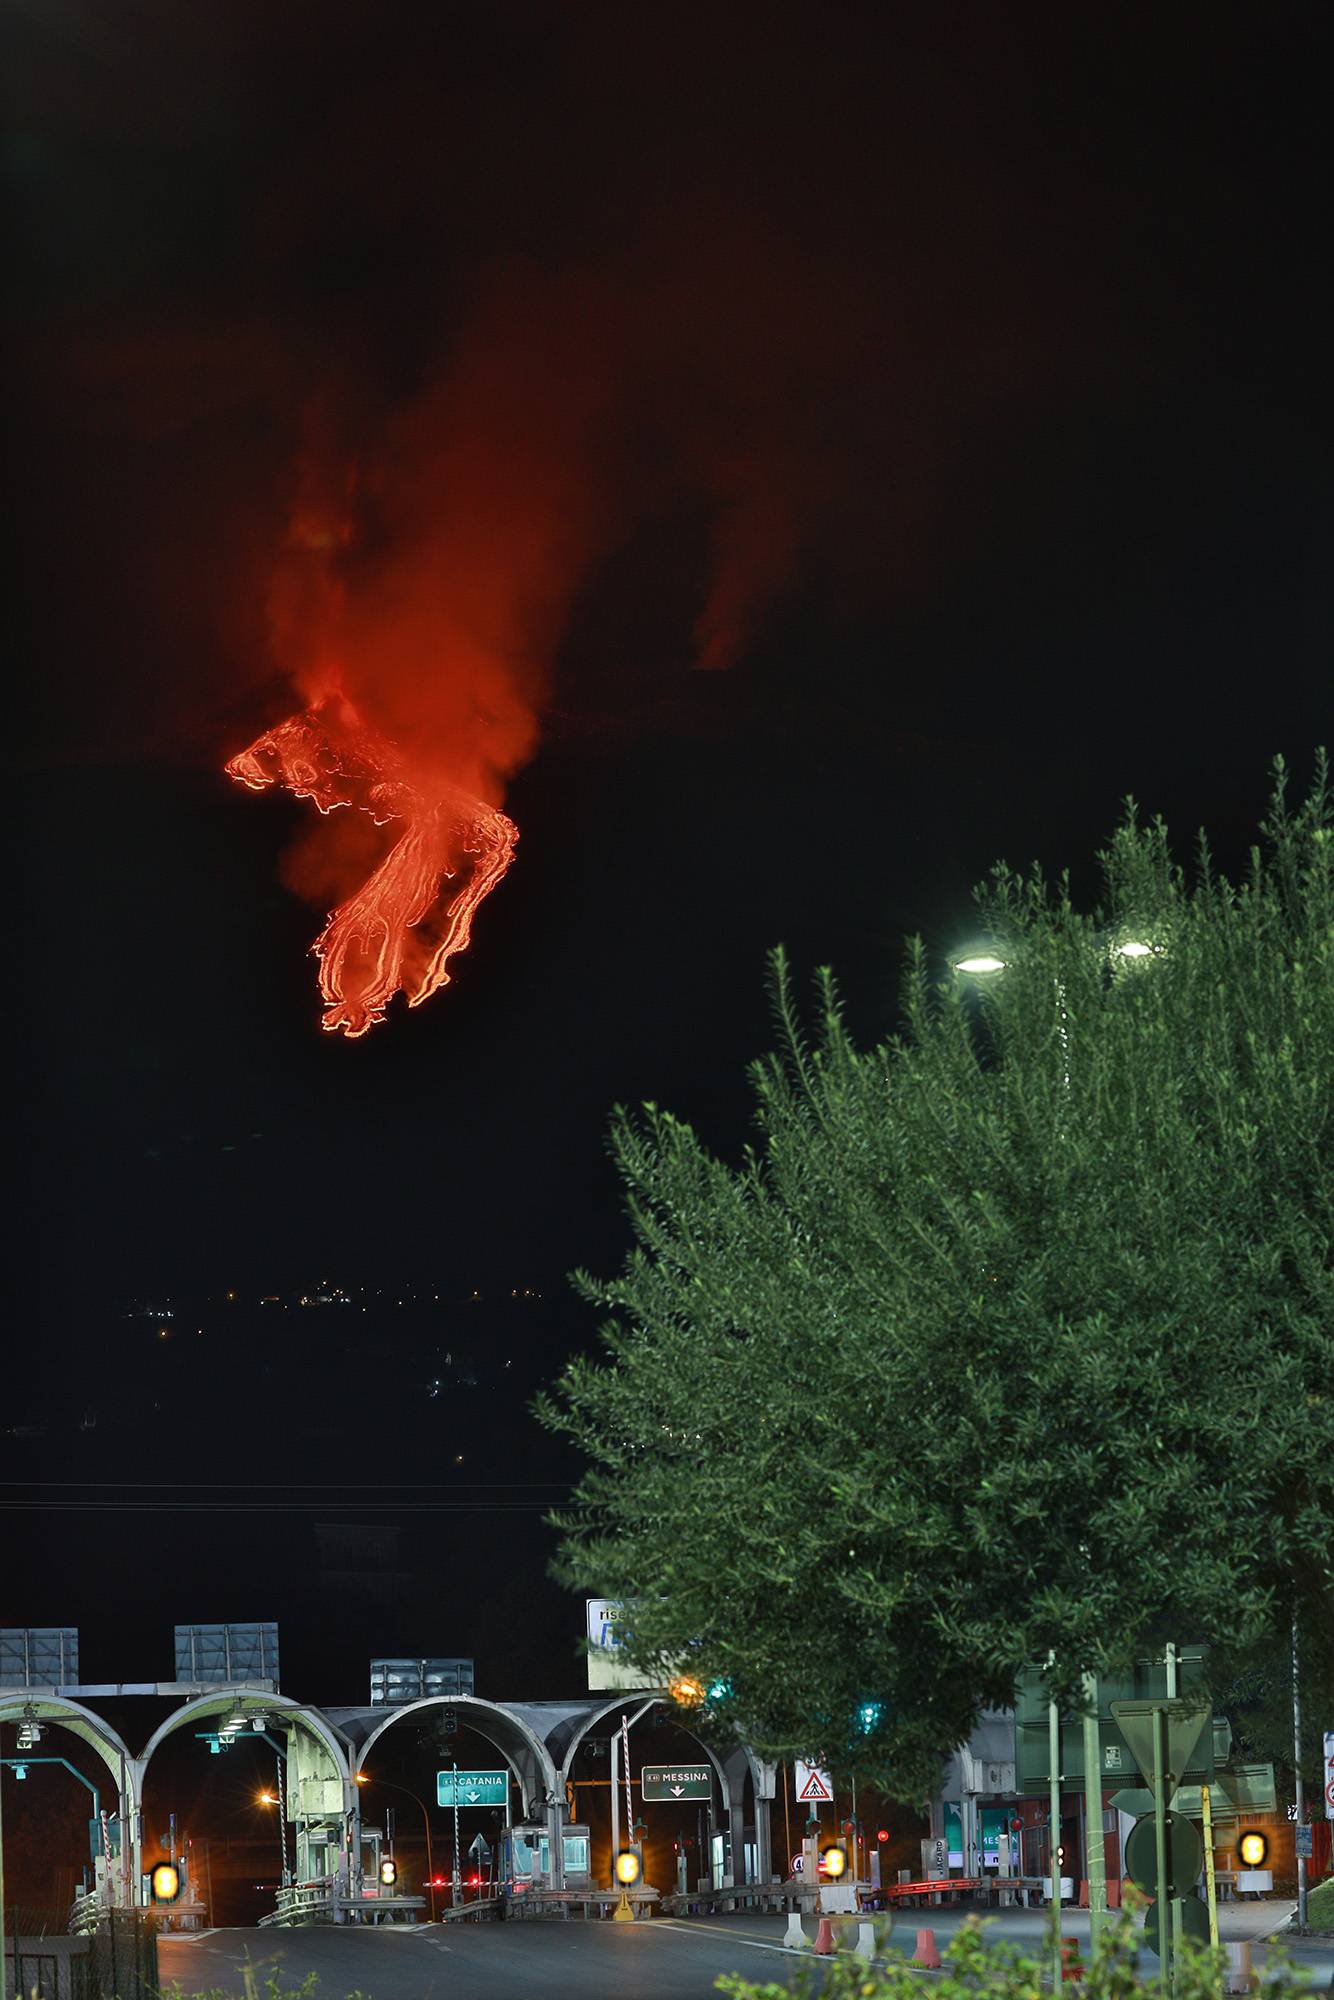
top-left (159, 1905), bottom-right (1334, 2000)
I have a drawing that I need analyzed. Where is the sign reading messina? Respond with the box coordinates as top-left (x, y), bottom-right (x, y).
top-left (585, 1599), bottom-right (657, 1693)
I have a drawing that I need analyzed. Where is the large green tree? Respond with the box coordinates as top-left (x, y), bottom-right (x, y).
top-left (539, 758), bottom-right (1333, 1798)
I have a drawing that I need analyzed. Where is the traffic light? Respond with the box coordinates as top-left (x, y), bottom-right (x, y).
top-left (151, 1862), bottom-right (182, 1904)
top-left (442, 1708), bottom-right (458, 1737)
top-left (1238, 1831), bottom-right (1269, 1868)
top-left (1055, 1844), bottom-right (1066, 1869)
top-left (820, 1844), bottom-right (848, 1880)
top-left (615, 1849), bottom-right (642, 1886)
top-left (379, 1858), bottom-right (398, 1887)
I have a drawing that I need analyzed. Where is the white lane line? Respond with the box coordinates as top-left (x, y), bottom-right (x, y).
top-left (654, 1920), bottom-right (815, 1958)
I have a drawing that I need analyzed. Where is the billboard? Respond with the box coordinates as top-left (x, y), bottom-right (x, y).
top-left (585, 1599), bottom-right (655, 1692)
top-left (175, 1622), bottom-right (279, 1686)
top-left (370, 1658), bottom-right (475, 1704)
top-left (0, 1628), bottom-right (79, 1688)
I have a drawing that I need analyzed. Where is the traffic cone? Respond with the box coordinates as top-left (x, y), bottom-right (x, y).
top-left (783, 1912), bottom-right (809, 1950)
top-left (813, 1916), bottom-right (836, 1954)
top-left (1224, 1943), bottom-right (1255, 1993)
top-left (1060, 1936), bottom-right (1083, 1981)
top-left (854, 1921), bottom-right (877, 1962)
top-left (913, 1927), bottom-right (942, 1969)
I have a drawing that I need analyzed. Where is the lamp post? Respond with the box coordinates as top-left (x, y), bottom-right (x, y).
top-left (954, 937), bottom-right (1163, 1969)
top-left (354, 1774), bottom-right (435, 1915)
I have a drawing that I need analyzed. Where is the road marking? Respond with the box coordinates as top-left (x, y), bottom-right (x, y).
top-left (655, 1919), bottom-right (816, 1957)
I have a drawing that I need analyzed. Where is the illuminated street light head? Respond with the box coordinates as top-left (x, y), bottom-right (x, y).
top-left (952, 952), bottom-right (1008, 975)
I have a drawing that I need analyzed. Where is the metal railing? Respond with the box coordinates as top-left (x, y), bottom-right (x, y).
top-left (67, 1890), bottom-right (110, 1938)
top-left (257, 1878), bottom-right (337, 1927)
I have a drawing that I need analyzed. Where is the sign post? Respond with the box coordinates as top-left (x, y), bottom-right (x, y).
top-left (452, 1761), bottom-right (460, 1907)
top-left (1049, 1690), bottom-right (1062, 2000)
top-left (1111, 1693), bottom-right (1211, 1978)
top-left (1081, 1673), bottom-right (1107, 1952)
top-left (1201, 1784), bottom-right (1219, 1950)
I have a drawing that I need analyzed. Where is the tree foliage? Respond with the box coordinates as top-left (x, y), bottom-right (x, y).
top-left (538, 756), bottom-right (1333, 1798)
top-left (715, 1905), bottom-right (1316, 2000)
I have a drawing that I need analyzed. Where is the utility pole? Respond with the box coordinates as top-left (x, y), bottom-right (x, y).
top-left (1293, 1614), bottom-right (1308, 1929)
top-left (1081, 1672), bottom-right (1107, 1953)
top-left (1, 1738), bottom-right (8, 2000)
top-left (1165, 1643), bottom-right (1182, 1981)
top-left (1049, 1688), bottom-right (1062, 1997)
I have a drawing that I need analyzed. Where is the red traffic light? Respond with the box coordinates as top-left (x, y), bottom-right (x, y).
top-left (877, 1830), bottom-right (889, 1843)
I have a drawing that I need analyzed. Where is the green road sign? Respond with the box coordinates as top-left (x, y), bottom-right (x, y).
top-left (1015, 1657), bottom-right (1218, 1790)
top-left (641, 1763), bottom-right (711, 1801)
top-left (1144, 1895), bottom-right (1210, 1956)
top-left (1110, 1699), bottom-right (1211, 1791)
top-left (1215, 1764), bottom-right (1277, 1813)
top-left (437, 1769), bottom-right (508, 1806)
top-left (1125, 1810), bottom-right (1202, 1898)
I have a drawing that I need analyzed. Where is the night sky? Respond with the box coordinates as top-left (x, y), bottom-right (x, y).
top-left (8, 1), bottom-right (1330, 1707)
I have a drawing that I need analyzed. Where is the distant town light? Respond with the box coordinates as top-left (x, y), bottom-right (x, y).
top-left (953, 953), bottom-right (1008, 975)
top-left (1113, 939), bottom-right (1155, 959)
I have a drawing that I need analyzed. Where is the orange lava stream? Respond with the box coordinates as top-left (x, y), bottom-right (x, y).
top-left (225, 705), bottom-right (517, 1038)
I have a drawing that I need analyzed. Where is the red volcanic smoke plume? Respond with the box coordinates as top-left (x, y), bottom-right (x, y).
top-left (227, 286), bottom-right (613, 1035)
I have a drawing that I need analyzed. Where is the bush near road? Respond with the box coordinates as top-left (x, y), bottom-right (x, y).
top-left (715, 1908), bottom-right (1320, 1999)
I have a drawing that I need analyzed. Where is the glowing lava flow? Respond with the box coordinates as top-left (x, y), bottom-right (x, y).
top-left (226, 705), bottom-right (517, 1038)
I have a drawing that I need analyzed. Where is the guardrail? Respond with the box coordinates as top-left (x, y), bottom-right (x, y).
top-left (257, 1879), bottom-right (337, 1927)
top-left (68, 1888), bottom-right (111, 1935)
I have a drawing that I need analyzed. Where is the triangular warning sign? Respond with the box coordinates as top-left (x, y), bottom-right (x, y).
top-left (796, 1766), bottom-right (833, 1802)
top-left (1109, 1698), bottom-right (1210, 1791)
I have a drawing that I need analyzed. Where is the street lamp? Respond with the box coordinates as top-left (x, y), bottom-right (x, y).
top-left (355, 1773), bottom-right (436, 1915)
top-left (256, 1778), bottom-right (291, 1887)
top-left (951, 924), bottom-right (1166, 1965)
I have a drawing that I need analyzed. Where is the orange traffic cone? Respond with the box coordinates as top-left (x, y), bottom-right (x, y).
top-left (813, 1917), bottom-right (837, 1954)
top-left (913, 1927), bottom-right (942, 1969)
top-left (1061, 1937), bottom-right (1083, 1981)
